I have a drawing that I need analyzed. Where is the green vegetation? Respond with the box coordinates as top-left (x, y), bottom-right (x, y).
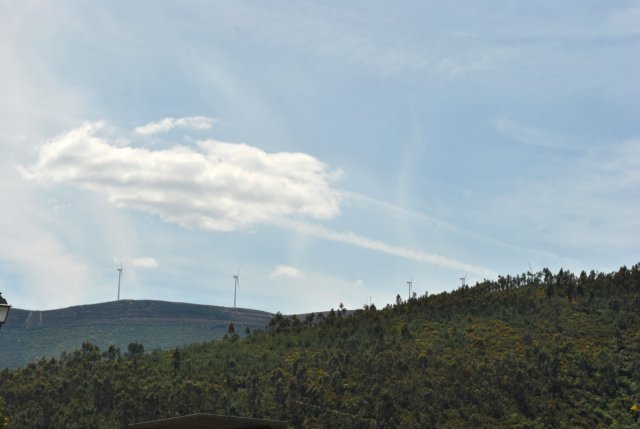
top-left (1, 264), bottom-right (640, 428)
top-left (0, 398), bottom-right (10, 428)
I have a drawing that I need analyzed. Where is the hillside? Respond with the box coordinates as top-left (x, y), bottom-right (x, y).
top-left (1, 264), bottom-right (639, 428)
top-left (0, 300), bottom-right (273, 369)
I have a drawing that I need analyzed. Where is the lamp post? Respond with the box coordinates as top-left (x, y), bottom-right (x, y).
top-left (0, 293), bottom-right (10, 330)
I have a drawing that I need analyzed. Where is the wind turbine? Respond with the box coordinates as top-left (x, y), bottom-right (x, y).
top-left (117, 263), bottom-right (123, 301)
top-left (459, 273), bottom-right (467, 288)
top-left (407, 275), bottom-right (413, 300)
top-left (233, 266), bottom-right (241, 308)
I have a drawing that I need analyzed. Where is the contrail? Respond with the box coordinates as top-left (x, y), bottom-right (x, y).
top-left (281, 219), bottom-right (496, 278)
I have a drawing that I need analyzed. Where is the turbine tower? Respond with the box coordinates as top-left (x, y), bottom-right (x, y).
top-left (407, 275), bottom-right (413, 300)
top-left (117, 263), bottom-right (123, 301)
top-left (459, 273), bottom-right (467, 288)
top-left (233, 266), bottom-right (241, 308)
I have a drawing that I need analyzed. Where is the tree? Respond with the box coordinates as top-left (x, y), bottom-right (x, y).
top-left (127, 342), bottom-right (144, 359)
top-left (566, 281), bottom-right (574, 301)
top-left (0, 397), bottom-right (10, 428)
top-left (304, 313), bottom-right (315, 326)
top-left (104, 345), bottom-right (121, 360)
top-left (172, 349), bottom-right (181, 372)
top-left (225, 322), bottom-right (240, 341)
top-left (400, 323), bottom-right (412, 340)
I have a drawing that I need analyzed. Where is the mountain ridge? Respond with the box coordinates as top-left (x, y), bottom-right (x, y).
top-left (0, 299), bottom-right (274, 369)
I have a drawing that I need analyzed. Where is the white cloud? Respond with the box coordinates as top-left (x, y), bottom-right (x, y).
top-left (131, 257), bottom-right (158, 268)
top-left (22, 121), bottom-right (342, 232)
top-left (134, 116), bottom-right (217, 136)
top-left (270, 265), bottom-right (304, 279)
top-left (20, 120), bottom-right (494, 279)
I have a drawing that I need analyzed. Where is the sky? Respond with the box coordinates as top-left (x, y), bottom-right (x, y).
top-left (1, 0), bottom-right (638, 314)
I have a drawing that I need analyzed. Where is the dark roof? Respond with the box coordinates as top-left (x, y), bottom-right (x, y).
top-left (128, 414), bottom-right (288, 429)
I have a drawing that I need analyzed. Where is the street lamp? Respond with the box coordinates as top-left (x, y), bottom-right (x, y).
top-left (0, 293), bottom-right (10, 329)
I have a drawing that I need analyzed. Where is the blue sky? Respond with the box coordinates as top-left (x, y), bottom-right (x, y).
top-left (1, 1), bottom-right (638, 313)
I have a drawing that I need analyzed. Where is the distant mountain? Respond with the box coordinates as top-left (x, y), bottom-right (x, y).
top-left (0, 300), bottom-right (273, 368)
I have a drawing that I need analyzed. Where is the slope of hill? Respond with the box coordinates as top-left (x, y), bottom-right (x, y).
top-left (1, 264), bottom-right (639, 428)
top-left (0, 300), bottom-right (273, 369)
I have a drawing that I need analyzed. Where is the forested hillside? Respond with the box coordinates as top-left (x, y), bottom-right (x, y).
top-left (1, 264), bottom-right (639, 428)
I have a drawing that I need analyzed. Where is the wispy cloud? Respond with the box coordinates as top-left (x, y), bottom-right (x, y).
top-left (493, 138), bottom-right (640, 251)
top-left (492, 116), bottom-right (572, 149)
top-left (131, 257), bottom-right (158, 268)
top-left (343, 191), bottom-right (556, 260)
top-left (342, 191), bottom-right (460, 233)
top-left (282, 220), bottom-right (495, 278)
top-left (607, 3), bottom-right (640, 36)
top-left (22, 121), bottom-right (342, 231)
top-left (270, 265), bottom-right (304, 279)
top-left (134, 116), bottom-right (217, 136)
top-left (220, 3), bottom-right (516, 78)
